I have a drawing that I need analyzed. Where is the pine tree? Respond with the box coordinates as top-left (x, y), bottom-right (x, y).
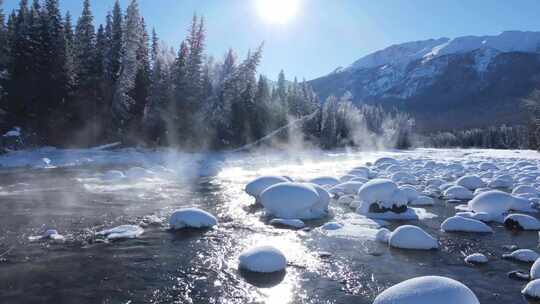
top-left (64, 11), bottom-right (75, 91)
top-left (185, 14), bottom-right (205, 111)
top-left (110, 0), bottom-right (123, 82)
top-left (37, 0), bottom-right (69, 142)
top-left (0, 0), bottom-right (7, 104)
top-left (74, 0), bottom-right (96, 89)
top-left (113, 0), bottom-right (143, 140)
top-left (7, 0), bottom-right (32, 124)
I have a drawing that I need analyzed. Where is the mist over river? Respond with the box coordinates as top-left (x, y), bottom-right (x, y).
top-left (0, 147), bottom-right (539, 303)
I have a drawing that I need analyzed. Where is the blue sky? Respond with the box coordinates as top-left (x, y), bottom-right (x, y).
top-left (4, 0), bottom-right (540, 80)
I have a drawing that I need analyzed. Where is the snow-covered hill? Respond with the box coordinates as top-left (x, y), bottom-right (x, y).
top-left (310, 31), bottom-right (540, 131)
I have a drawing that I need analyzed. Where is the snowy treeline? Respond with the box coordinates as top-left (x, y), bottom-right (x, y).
top-left (426, 125), bottom-right (530, 149)
top-left (0, 0), bottom-right (413, 150)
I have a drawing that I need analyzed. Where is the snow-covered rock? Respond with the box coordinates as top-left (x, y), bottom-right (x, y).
top-left (502, 249), bottom-right (539, 263)
top-left (465, 253), bottom-right (488, 264)
top-left (399, 185), bottom-right (420, 202)
top-left (488, 175), bottom-right (513, 189)
top-left (479, 162), bottom-right (498, 171)
top-left (308, 176), bottom-right (340, 187)
top-left (443, 185), bottom-right (473, 200)
top-left (532, 258), bottom-right (540, 279)
top-left (522, 279), bottom-right (540, 299)
top-left (245, 176), bottom-right (289, 197)
top-left (504, 214), bottom-right (540, 231)
top-left (96, 225), bottom-right (144, 240)
top-left (455, 211), bottom-right (493, 222)
top-left (269, 218), bottom-right (305, 229)
top-left (238, 245), bottom-right (287, 273)
top-left (375, 157), bottom-right (399, 167)
top-left (410, 195), bottom-right (435, 206)
top-left (513, 185), bottom-right (539, 196)
top-left (392, 172), bottom-right (417, 184)
top-left (387, 225), bottom-right (438, 250)
top-left (330, 181), bottom-right (364, 195)
top-left (373, 276), bottom-right (480, 304)
top-left (468, 190), bottom-right (513, 216)
top-left (356, 179), bottom-right (408, 215)
top-left (441, 216), bottom-right (493, 233)
top-left (456, 175), bottom-right (486, 190)
top-left (259, 182), bottom-right (328, 219)
top-left (169, 208), bottom-right (218, 229)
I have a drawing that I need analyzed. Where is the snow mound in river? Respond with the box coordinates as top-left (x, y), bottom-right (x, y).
top-left (456, 175), bottom-right (486, 190)
top-left (373, 276), bottom-right (480, 304)
top-left (522, 279), bottom-right (540, 299)
top-left (387, 225), bottom-right (438, 250)
top-left (238, 245), bottom-right (287, 273)
top-left (504, 214), bottom-right (540, 231)
top-left (502, 249), bottom-right (539, 263)
top-left (245, 176), bottom-right (289, 197)
top-left (169, 208), bottom-right (218, 229)
top-left (468, 190), bottom-right (513, 216)
top-left (443, 185), bottom-right (473, 200)
top-left (259, 182), bottom-right (329, 219)
top-left (441, 216), bottom-right (493, 233)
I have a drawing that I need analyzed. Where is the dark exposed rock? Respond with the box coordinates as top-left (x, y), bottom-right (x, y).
top-left (368, 203), bottom-right (407, 214)
top-left (504, 218), bottom-right (524, 231)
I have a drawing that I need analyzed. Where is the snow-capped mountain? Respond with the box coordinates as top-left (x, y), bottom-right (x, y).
top-left (310, 31), bottom-right (540, 131)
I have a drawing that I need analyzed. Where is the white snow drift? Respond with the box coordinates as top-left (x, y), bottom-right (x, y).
top-left (259, 182), bottom-right (329, 219)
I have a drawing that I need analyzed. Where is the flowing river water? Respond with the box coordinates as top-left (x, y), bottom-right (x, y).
top-left (0, 148), bottom-right (539, 303)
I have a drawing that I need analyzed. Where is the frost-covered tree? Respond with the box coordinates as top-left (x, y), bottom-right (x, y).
top-left (0, 0), bottom-right (7, 104)
top-left (112, 0), bottom-right (143, 139)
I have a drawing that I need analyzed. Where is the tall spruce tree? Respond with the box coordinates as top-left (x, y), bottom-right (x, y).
top-left (113, 0), bottom-right (143, 140)
top-left (0, 0), bottom-right (7, 104)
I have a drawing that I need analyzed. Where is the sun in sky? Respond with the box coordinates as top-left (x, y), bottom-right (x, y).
top-left (255, 0), bottom-right (302, 25)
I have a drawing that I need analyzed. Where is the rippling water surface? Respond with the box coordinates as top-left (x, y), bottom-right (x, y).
top-left (0, 148), bottom-right (539, 303)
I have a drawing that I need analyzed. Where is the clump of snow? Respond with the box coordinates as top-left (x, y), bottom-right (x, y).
top-left (468, 190), bottom-right (513, 216)
top-left (443, 185), bottom-right (473, 200)
top-left (245, 176), bottom-right (289, 197)
top-left (479, 162), bottom-right (498, 171)
top-left (522, 279), bottom-right (540, 299)
top-left (411, 195), bottom-right (435, 206)
top-left (259, 182), bottom-right (329, 219)
top-left (456, 175), bottom-right (486, 190)
top-left (321, 222), bottom-right (343, 230)
top-left (373, 276), bottom-right (480, 304)
top-left (375, 157), bottom-right (399, 167)
top-left (504, 214), bottom-right (540, 231)
top-left (269, 218), bottom-right (305, 229)
top-left (29, 229), bottom-right (66, 242)
top-left (502, 249), bottom-right (539, 263)
top-left (392, 172), bottom-right (417, 184)
top-left (169, 208), bottom-right (218, 229)
top-left (96, 225), bottom-right (144, 240)
top-left (441, 216), bottom-right (493, 233)
top-left (308, 176), bottom-right (340, 187)
top-left (238, 245), bottom-right (287, 273)
top-left (387, 225), bottom-right (438, 250)
top-left (465, 253), bottom-right (488, 264)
